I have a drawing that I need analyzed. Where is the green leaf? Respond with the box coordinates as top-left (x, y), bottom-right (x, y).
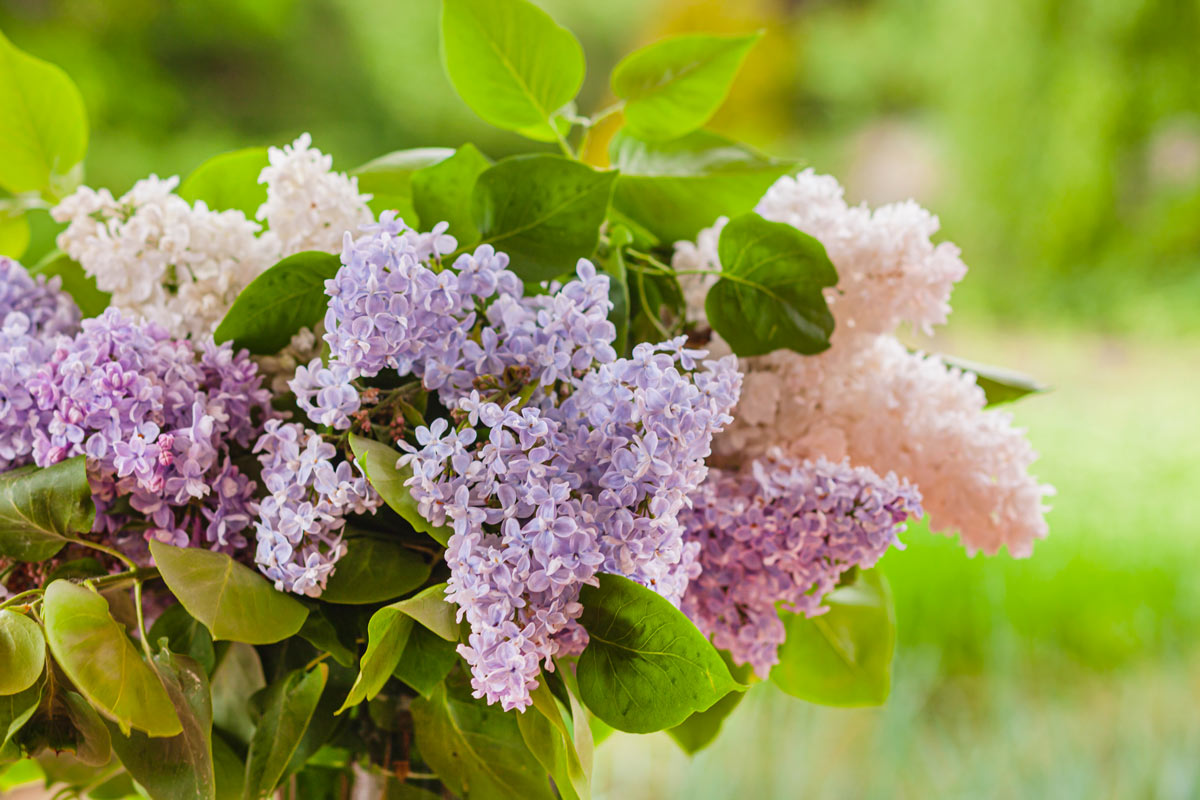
top-left (516, 679), bottom-right (590, 800)
top-left (939, 354), bottom-right (1048, 407)
top-left (108, 649), bottom-right (216, 800)
top-left (0, 610), bottom-right (43, 695)
top-left (770, 568), bottom-right (896, 707)
top-left (213, 733), bottom-right (245, 800)
top-left (666, 655), bottom-right (754, 754)
top-left (600, 226), bottom-right (632, 356)
top-left (351, 147), bottom-right (456, 223)
top-left (392, 583), bottom-right (458, 641)
top-left (319, 532), bottom-right (431, 605)
top-left (411, 144), bottom-right (491, 243)
top-left (628, 259), bottom-right (685, 344)
top-left (411, 677), bottom-right (556, 800)
top-left (213, 250), bottom-right (340, 355)
top-left (708, 211), bottom-right (837, 357)
top-left (440, 0), bottom-right (583, 141)
top-left (0, 29), bottom-right (87, 198)
top-left (0, 455), bottom-right (95, 562)
top-left (0, 209), bottom-right (29, 258)
top-left (147, 603), bottom-right (217, 676)
top-left (28, 250), bottom-right (110, 317)
top-left (612, 32), bottom-right (760, 141)
top-left (243, 664), bottom-right (328, 800)
top-left (178, 147), bottom-right (271, 220)
top-left (609, 129), bottom-right (796, 244)
top-left (575, 573), bottom-right (740, 734)
top-left (470, 155), bottom-right (616, 282)
top-left (349, 433), bottom-right (451, 547)
top-left (41, 580), bottom-right (182, 737)
top-left (150, 540), bottom-right (309, 645)
top-left (392, 625), bottom-right (458, 699)
top-left (60, 690), bottom-right (111, 766)
top-left (209, 643), bottom-right (266, 748)
top-left (0, 671), bottom-right (42, 750)
top-left (296, 608), bottom-right (356, 668)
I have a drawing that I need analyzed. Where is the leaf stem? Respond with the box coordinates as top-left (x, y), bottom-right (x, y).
top-left (78, 540), bottom-right (138, 571)
top-left (133, 579), bottom-right (155, 661)
top-left (0, 588), bottom-right (43, 610)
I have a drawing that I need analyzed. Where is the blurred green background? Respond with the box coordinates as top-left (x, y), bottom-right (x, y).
top-left (1, 0), bottom-right (1197, 797)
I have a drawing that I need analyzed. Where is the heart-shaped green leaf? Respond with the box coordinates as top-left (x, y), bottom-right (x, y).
top-left (179, 147), bottom-right (271, 220)
top-left (349, 433), bottom-right (451, 546)
top-left (0, 209), bottom-right (29, 259)
top-left (319, 532), bottom-right (431, 605)
top-left (0, 610), bottom-right (44, 695)
top-left (351, 147), bottom-right (455, 223)
top-left (576, 573), bottom-right (740, 733)
top-left (42, 580), bottom-right (182, 737)
top-left (411, 144), bottom-right (491, 243)
top-left (0, 456), bottom-right (95, 562)
top-left (666, 655), bottom-right (755, 754)
top-left (150, 540), bottom-right (308, 644)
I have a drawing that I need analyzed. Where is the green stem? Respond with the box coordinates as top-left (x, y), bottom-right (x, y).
top-left (133, 579), bottom-right (155, 661)
top-left (87, 566), bottom-right (159, 591)
top-left (0, 588), bottom-right (43, 610)
top-left (78, 540), bottom-right (138, 571)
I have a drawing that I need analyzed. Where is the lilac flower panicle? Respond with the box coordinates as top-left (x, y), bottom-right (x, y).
top-left (680, 452), bottom-right (922, 677)
top-left (0, 257), bottom-right (82, 338)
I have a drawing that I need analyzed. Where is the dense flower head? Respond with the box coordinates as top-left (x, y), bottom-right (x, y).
top-left (0, 257), bottom-right (82, 339)
top-left (1, 308), bottom-right (273, 556)
top-left (252, 419), bottom-right (381, 596)
top-left (674, 169), bottom-right (1051, 556)
top-left (681, 454), bottom-right (921, 677)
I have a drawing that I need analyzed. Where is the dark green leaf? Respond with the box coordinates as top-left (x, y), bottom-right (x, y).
top-left (470, 155), bottom-right (616, 282)
top-left (349, 433), bottom-right (451, 546)
top-left (61, 690), bottom-right (111, 766)
top-left (609, 129), bottom-right (796, 244)
top-left (283, 662), bottom-right (355, 781)
top-left (770, 568), bottom-right (895, 707)
top-left (939, 354), bottom-right (1048, 406)
top-left (600, 226), bottom-right (632, 356)
top-left (352, 147), bottom-right (455, 223)
top-left (411, 144), bottom-right (491, 243)
top-left (27, 250), bottom-right (110, 317)
top-left (708, 211), bottom-right (837, 357)
top-left (210, 643), bottom-right (266, 748)
top-left (41, 580), bottom-right (182, 737)
top-left (0, 609), bottom-right (43, 695)
top-left (0, 671), bottom-right (42, 750)
top-left (178, 147), bottom-right (270, 219)
top-left (440, 0), bottom-right (583, 141)
top-left (612, 32), bottom-right (760, 141)
top-left (411, 677), bottom-right (556, 800)
top-left (148, 603), bottom-right (217, 676)
top-left (666, 656), bottom-right (754, 754)
top-left (150, 540), bottom-right (308, 645)
top-left (516, 679), bottom-right (589, 800)
top-left (0, 455), bottom-right (95, 562)
top-left (296, 608), bottom-right (356, 668)
top-left (575, 573), bottom-right (740, 733)
top-left (0, 29), bottom-right (87, 197)
top-left (88, 771), bottom-right (138, 799)
top-left (392, 624), bottom-right (458, 699)
top-left (108, 650), bottom-right (216, 800)
top-left (213, 251), bottom-right (341, 355)
top-left (213, 733), bottom-right (245, 800)
top-left (243, 664), bottom-right (328, 800)
top-left (320, 532), bottom-right (431, 605)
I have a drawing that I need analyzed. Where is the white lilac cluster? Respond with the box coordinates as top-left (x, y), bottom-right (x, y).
top-left (674, 169), bottom-right (1052, 556)
top-left (270, 216), bottom-right (741, 710)
top-left (680, 453), bottom-right (921, 676)
top-left (52, 134), bottom-right (371, 341)
top-left (252, 419), bottom-right (381, 596)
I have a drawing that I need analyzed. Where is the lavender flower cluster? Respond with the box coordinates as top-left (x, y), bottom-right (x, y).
top-left (270, 215), bottom-right (742, 711)
top-left (4, 302), bottom-right (272, 556)
top-left (680, 453), bottom-right (922, 677)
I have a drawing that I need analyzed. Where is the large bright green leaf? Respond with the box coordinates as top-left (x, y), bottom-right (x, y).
top-left (707, 211), bottom-right (837, 357)
top-left (0, 455), bottom-right (94, 562)
top-left (150, 540), bottom-right (308, 644)
top-left (351, 147), bottom-right (455, 223)
top-left (0, 610), bottom-right (44, 695)
top-left (243, 664), bottom-right (328, 800)
top-left (411, 677), bottom-right (556, 800)
top-left (575, 573), bottom-right (740, 734)
top-left (440, 0), bottom-right (583, 141)
top-left (609, 129), bottom-right (795, 244)
top-left (411, 144), bottom-right (491, 244)
top-left (516, 679), bottom-right (589, 800)
top-left (349, 433), bottom-right (451, 546)
top-left (147, 602), bottom-right (217, 676)
top-left (0, 209), bottom-right (29, 258)
top-left (108, 649), bottom-right (217, 800)
top-left (612, 32), bottom-right (760, 141)
top-left (319, 532), bottom-right (431, 605)
top-left (41, 581), bottom-right (182, 737)
top-left (0, 29), bottom-right (87, 198)
top-left (178, 147), bottom-right (271, 219)
top-left (939, 354), bottom-right (1048, 407)
top-left (28, 250), bottom-right (110, 317)
top-left (471, 155), bottom-right (616, 282)
top-left (213, 251), bottom-right (340, 355)
top-left (770, 568), bottom-right (896, 707)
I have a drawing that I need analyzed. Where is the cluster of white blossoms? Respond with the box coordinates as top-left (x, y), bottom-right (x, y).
top-left (674, 169), bottom-right (1052, 556)
top-left (52, 134), bottom-right (371, 340)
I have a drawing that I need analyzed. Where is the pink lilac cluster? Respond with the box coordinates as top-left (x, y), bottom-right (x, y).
top-left (680, 453), bottom-right (922, 677)
top-left (0, 259), bottom-right (82, 469)
top-left (16, 309), bottom-right (271, 556)
top-left (402, 336), bottom-right (740, 712)
top-left (252, 419), bottom-right (381, 596)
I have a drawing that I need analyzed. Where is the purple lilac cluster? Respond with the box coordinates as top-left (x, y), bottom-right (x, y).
top-left (0, 259), bottom-right (82, 469)
top-left (680, 453), bottom-right (922, 677)
top-left (253, 419), bottom-right (381, 595)
top-left (14, 308), bottom-right (272, 556)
